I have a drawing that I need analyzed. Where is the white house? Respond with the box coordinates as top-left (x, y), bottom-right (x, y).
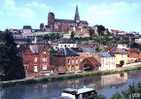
top-left (98, 52), bottom-right (116, 71)
top-left (22, 26), bottom-right (32, 37)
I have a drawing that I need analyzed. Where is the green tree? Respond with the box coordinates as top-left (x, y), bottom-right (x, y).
top-left (95, 25), bottom-right (106, 36)
top-left (50, 47), bottom-right (57, 56)
top-left (0, 30), bottom-right (25, 81)
top-left (70, 31), bottom-right (75, 40)
top-left (88, 27), bottom-right (95, 40)
top-left (95, 47), bottom-right (102, 52)
top-left (46, 32), bottom-right (62, 40)
top-left (43, 34), bottom-right (49, 41)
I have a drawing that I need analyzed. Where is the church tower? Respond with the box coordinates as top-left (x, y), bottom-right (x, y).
top-left (48, 12), bottom-right (55, 31)
top-left (74, 5), bottom-right (80, 23)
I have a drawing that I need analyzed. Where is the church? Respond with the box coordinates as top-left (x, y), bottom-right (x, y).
top-left (40, 5), bottom-right (90, 37)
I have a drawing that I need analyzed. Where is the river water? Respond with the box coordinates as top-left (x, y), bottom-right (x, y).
top-left (0, 70), bottom-right (141, 99)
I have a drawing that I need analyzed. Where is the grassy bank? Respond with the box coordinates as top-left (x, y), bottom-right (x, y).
top-left (1, 65), bottom-right (141, 87)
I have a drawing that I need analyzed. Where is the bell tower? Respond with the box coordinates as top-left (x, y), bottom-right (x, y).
top-left (74, 5), bottom-right (80, 23)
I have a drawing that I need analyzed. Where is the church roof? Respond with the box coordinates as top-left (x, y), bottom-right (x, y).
top-left (22, 44), bottom-right (50, 54)
top-left (80, 21), bottom-right (88, 24)
top-left (55, 19), bottom-right (75, 23)
top-left (55, 19), bottom-right (88, 24)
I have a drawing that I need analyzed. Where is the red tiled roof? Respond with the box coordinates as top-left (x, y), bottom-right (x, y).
top-left (128, 49), bottom-right (141, 58)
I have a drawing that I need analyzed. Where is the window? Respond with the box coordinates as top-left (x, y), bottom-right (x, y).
top-left (34, 57), bottom-right (38, 62)
top-left (76, 60), bottom-right (78, 64)
top-left (42, 64), bottom-right (47, 70)
top-left (34, 66), bottom-right (38, 72)
top-left (24, 64), bottom-right (28, 70)
top-left (42, 58), bottom-right (47, 62)
top-left (68, 59), bottom-right (70, 65)
top-left (43, 51), bottom-right (46, 54)
top-left (79, 59), bottom-right (83, 62)
top-left (72, 60), bottom-right (74, 64)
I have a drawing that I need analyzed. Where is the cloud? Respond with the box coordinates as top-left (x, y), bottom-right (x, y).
top-left (1, 0), bottom-right (36, 20)
top-left (19, 8), bottom-right (35, 19)
top-left (26, 1), bottom-right (48, 10)
top-left (84, 1), bottom-right (140, 31)
top-left (4, 0), bottom-right (15, 9)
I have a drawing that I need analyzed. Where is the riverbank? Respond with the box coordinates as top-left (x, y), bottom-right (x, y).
top-left (1, 63), bottom-right (141, 86)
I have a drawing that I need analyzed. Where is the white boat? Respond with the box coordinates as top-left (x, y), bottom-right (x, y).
top-left (60, 87), bottom-right (97, 99)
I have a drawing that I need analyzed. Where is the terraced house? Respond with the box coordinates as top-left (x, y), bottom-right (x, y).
top-left (22, 44), bottom-right (51, 77)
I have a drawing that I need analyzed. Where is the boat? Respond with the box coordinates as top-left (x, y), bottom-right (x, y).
top-left (60, 86), bottom-right (97, 99)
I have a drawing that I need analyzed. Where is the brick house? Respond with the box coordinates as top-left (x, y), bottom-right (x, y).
top-left (51, 48), bottom-right (81, 73)
top-left (51, 48), bottom-right (100, 73)
top-left (22, 44), bottom-right (51, 77)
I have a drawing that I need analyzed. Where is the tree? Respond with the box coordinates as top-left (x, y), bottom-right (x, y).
top-left (70, 31), bottom-right (75, 40)
top-left (44, 34), bottom-right (49, 41)
top-left (88, 27), bottom-right (95, 40)
top-left (95, 47), bottom-right (102, 52)
top-left (50, 47), bottom-right (57, 56)
top-left (45, 32), bottom-right (62, 40)
top-left (0, 30), bottom-right (25, 81)
top-left (96, 25), bottom-right (106, 36)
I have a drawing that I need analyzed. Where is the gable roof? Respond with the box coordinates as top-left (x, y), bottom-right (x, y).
top-left (22, 44), bottom-right (50, 54)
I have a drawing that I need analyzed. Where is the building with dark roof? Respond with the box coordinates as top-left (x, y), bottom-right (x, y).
top-left (53, 48), bottom-right (79, 57)
top-left (51, 48), bottom-right (82, 73)
top-left (51, 47), bottom-right (100, 73)
top-left (22, 25), bottom-right (32, 37)
top-left (23, 26), bottom-right (32, 29)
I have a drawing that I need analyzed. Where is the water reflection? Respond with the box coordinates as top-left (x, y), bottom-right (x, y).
top-left (100, 72), bottom-right (128, 88)
top-left (0, 86), bottom-right (25, 99)
top-left (0, 71), bottom-right (141, 99)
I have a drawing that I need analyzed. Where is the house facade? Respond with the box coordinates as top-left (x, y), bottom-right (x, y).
top-left (115, 50), bottom-right (128, 66)
top-left (22, 44), bottom-right (51, 77)
top-left (51, 48), bottom-right (82, 73)
top-left (51, 48), bottom-right (100, 73)
top-left (128, 49), bottom-right (141, 63)
top-left (98, 52), bottom-right (116, 71)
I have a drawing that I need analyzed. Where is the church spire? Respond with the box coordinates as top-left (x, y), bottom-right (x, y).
top-left (74, 5), bottom-right (80, 22)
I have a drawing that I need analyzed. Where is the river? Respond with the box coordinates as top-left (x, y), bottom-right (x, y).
top-left (0, 70), bottom-right (141, 99)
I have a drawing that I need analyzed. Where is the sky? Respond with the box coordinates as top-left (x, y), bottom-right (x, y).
top-left (0, 0), bottom-right (141, 32)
